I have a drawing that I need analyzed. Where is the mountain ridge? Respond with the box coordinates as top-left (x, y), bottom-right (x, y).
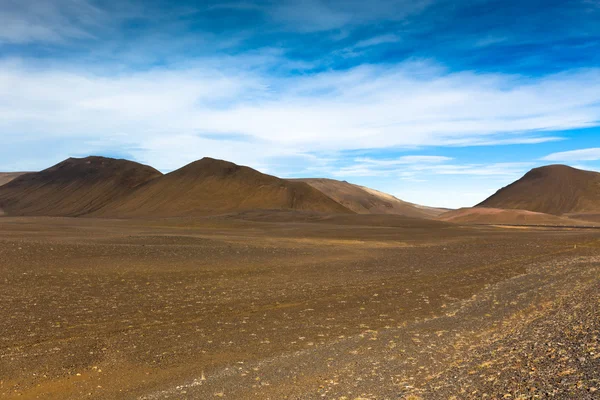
top-left (89, 157), bottom-right (353, 217)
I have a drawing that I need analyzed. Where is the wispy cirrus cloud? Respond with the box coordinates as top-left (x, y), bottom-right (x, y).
top-left (355, 156), bottom-right (452, 165)
top-left (2, 57), bottom-right (600, 173)
top-left (542, 148), bottom-right (600, 162)
top-left (0, 0), bottom-right (106, 44)
top-left (353, 34), bottom-right (401, 48)
top-left (430, 162), bottom-right (534, 176)
top-left (267, 0), bottom-right (432, 32)
top-left (331, 156), bottom-right (532, 179)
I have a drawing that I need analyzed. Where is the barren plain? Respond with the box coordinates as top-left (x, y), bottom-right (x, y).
top-left (1, 215), bottom-right (599, 399)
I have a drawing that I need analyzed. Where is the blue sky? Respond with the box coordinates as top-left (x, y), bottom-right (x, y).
top-left (1, 0), bottom-right (600, 208)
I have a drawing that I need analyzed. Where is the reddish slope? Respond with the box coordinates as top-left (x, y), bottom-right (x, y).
top-left (0, 157), bottom-right (162, 216)
top-left (438, 207), bottom-right (594, 226)
top-left (295, 178), bottom-right (446, 219)
top-left (477, 165), bottom-right (600, 215)
top-left (92, 158), bottom-right (352, 217)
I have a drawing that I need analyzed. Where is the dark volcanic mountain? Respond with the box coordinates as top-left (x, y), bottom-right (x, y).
top-left (91, 158), bottom-right (352, 217)
top-left (0, 156), bottom-right (162, 216)
top-left (477, 164), bottom-right (600, 215)
top-left (295, 178), bottom-right (446, 219)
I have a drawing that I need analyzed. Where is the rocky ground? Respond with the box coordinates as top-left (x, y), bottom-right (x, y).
top-left (0, 216), bottom-right (598, 399)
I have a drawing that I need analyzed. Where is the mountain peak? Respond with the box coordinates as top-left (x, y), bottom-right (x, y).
top-left (523, 164), bottom-right (583, 179)
top-left (0, 156), bottom-right (162, 216)
top-left (477, 164), bottom-right (600, 215)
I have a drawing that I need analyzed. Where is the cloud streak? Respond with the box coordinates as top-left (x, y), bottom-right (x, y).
top-left (2, 57), bottom-right (600, 172)
top-left (353, 34), bottom-right (401, 48)
top-left (267, 0), bottom-right (432, 32)
top-left (331, 156), bottom-right (532, 179)
top-left (0, 0), bottom-right (106, 44)
top-left (542, 148), bottom-right (600, 162)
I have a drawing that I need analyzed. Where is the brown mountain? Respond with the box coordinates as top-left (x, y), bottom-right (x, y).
top-left (0, 172), bottom-right (28, 187)
top-left (477, 165), bottom-right (600, 215)
top-left (294, 178), bottom-right (447, 219)
top-left (91, 158), bottom-right (352, 217)
top-left (0, 156), bottom-right (162, 217)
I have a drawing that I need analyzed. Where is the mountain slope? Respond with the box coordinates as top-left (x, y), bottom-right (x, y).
top-left (295, 178), bottom-right (446, 218)
top-left (92, 158), bottom-right (352, 217)
top-left (0, 157), bottom-right (163, 216)
top-left (0, 172), bottom-right (28, 187)
top-left (477, 165), bottom-right (600, 215)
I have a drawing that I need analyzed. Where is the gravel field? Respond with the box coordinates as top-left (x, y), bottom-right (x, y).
top-left (0, 216), bottom-right (598, 399)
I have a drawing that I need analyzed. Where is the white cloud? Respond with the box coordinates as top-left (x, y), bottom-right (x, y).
top-left (330, 157), bottom-right (532, 179)
top-left (190, 65), bottom-right (600, 150)
top-left (335, 34), bottom-right (402, 58)
top-left (354, 34), bottom-right (401, 48)
top-left (474, 36), bottom-right (508, 48)
top-left (542, 147), bottom-right (600, 161)
top-left (355, 156), bottom-right (452, 165)
top-left (1, 57), bottom-right (600, 175)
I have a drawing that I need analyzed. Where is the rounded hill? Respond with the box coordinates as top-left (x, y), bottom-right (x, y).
top-left (477, 165), bottom-right (600, 215)
top-left (0, 156), bottom-right (162, 216)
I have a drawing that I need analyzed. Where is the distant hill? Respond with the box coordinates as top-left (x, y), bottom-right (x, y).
top-left (0, 156), bottom-right (162, 216)
top-left (438, 207), bottom-right (593, 226)
top-left (0, 172), bottom-right (28, 187)
top-left (91, 158), bottom-right (352, 217)
top-left (477, 165), bottom-right (600, 215)
top-left (294, 178), bottom-right (446, 219)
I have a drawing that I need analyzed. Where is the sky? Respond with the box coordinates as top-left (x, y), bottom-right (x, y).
top-left (1, 0), bottom-right (600, 208)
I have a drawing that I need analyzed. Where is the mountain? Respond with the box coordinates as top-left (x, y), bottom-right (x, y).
top-left (477, 165), bottom-right (600, 216)
top-left (0, 172), bottom-right (28, 187)
top-left (294, 178), bottom-right (447, 219)
top-left (91, 158), bottom-right (352, 217)
top-left (0, 156), bottom-right (162, 217)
